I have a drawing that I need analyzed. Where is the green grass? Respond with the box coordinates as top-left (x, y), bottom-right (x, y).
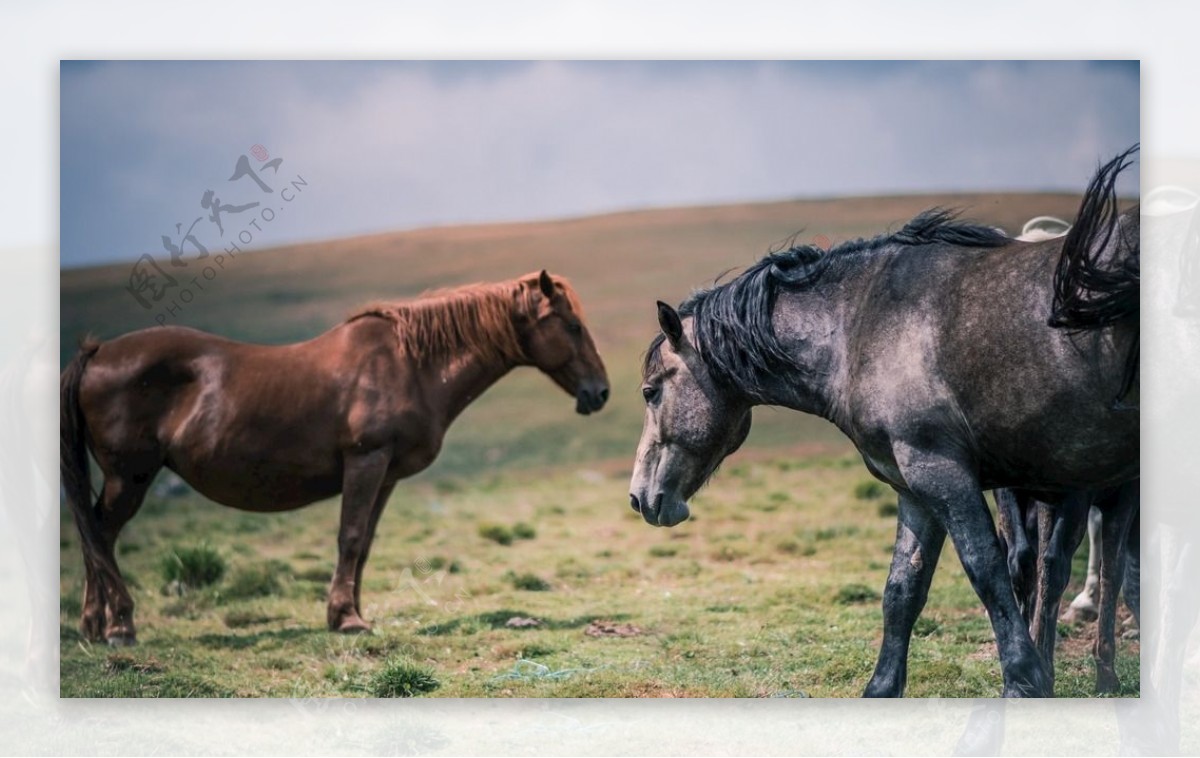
top-left (221, 560), bottom-right (292, 602)
top-left (58, 450), bottom-right (1138, 698)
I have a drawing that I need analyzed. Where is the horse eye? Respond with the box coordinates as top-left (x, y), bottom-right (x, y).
top-left (642, 385), bottom-right (659, 403)
top-left (566, 321), bottom-right (582, 335)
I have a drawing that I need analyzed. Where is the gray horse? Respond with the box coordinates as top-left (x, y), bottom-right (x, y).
top-left (629, 148), bottom-right (1139, 697)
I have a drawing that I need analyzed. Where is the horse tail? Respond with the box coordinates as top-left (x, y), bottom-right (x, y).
top-left (60, 337), bottom-right (103, 571)
top-left (1049, 144), bottom-right (1140, 401)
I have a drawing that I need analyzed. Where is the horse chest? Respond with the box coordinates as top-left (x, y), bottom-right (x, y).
top-left (389, 440), bottom-right (441, 478)
top-left (860, 449), bottom-right (905, 489)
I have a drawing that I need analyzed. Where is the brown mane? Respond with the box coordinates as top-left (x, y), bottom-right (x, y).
top-left (348, 279), bottom-right (533, 366)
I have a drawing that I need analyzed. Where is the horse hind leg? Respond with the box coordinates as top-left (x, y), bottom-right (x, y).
top-left (1065, 506), bottom-right (1103, 622)
top-left (1095, 483), bottom-right (1138, 694)
top-left (79, 537), bottom-right (107, 642)
top-left (1028, 495), bottom-right (1090, 693)
top-left (995, 489), bottom-right (1036, 623)
top-left (1123, 510), bottom-right (1140, 630)
top-left (93, 466), bottom-right (158, 645)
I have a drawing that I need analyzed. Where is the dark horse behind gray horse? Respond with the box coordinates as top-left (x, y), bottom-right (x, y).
top-left (995, 483), bottom-right (1139, 694)
top-left (630, 148), bottom-right (1139, 697)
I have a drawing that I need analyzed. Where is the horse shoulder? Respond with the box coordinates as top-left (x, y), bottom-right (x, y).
top-left (326, 318), bottom-right (444, 469)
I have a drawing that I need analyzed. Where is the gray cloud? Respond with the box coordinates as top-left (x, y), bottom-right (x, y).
top-left (61, 61), bottom-right (1138, 266)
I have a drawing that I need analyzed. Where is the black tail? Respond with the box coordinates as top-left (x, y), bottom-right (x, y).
top-left (60, 338), bottom-right (103, 573)
top-left (1049, 145), bottom-right (1140, 400)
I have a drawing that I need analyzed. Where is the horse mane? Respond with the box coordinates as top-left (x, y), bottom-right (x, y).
top-left (348, 281), bottom-right (534, 366)
top-left (644, 210), bottom-right (1010, 400)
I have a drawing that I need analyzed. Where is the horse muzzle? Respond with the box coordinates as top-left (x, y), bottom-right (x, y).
top-left (575, 381), bottom-right (609, 415)
top-left (629, 491), bottom-right (691, 527)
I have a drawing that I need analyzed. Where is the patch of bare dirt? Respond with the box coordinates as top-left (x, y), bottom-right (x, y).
top-left (584, 620), bottom-right (644, 638)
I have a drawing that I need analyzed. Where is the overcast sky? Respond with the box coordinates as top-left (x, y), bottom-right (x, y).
top-left (60, 61), bottom-right (1138, 267)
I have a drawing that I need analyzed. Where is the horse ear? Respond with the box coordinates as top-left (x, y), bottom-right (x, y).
top-left (538, 270), bottom-right (555, 298)
top-left (657, 301), bottom-right (684, 346)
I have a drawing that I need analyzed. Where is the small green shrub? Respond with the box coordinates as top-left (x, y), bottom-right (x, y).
top-left (159, 544), bottom-right (226, 591)
top-left (512, 522), bottom-right (537, 540)
top-left (422, 556), bottom-right (462, 573)
top-left (877, 501), bottom-right (899, 517)
top-left (834, 583), bottom-right (880, 605)
top-left (478, 523), bottom-right (513, 545)
top-left (295, 566), bottom-right (333, 583)
top-left (507, 571), bottom-right (551, 591)
top-left (853, 480), bottom-right (887, 500)
top-left (913, 617), bottom-right (940, 637)
top-left (648, 544), bottom-right (679, 558)
top-left (223, 608), bottom-right (277, 629)
top-left (369, 658), bottom-right (440, 697)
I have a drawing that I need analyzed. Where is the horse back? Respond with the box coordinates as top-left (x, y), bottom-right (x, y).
top-left (77, 320), bottom-right (423, 510)
top-left (844, 239), bottom-right (1137, 491)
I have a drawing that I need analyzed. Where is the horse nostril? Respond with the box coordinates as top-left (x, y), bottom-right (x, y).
top-left (629, 494), bottom-right (641, 513)
top-left (599, 388), bottom-right (609, 403)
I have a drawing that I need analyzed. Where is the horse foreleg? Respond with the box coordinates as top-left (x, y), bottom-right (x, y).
top-left (1095, 482), bottom-right (1138, 694)
top-left (900, 449), bottom-right (1049, 697)
top-left (328, 449), bottom-right (390, 633)
top-left (863, 491), bottom-right (946, 697)
top-left (352, 481), bottom-right (396, 619)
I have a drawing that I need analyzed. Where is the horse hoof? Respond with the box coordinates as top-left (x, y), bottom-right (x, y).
top-left (105, 633), bottom-right (137, 647)
top-left (333, 618), bottom-right (372, 635)
top-left (1096, 670), bottom-right (1120, 695)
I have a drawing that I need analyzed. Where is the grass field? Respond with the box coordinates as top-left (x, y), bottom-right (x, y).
top-left (58, 192), bottom-right (1138, 697)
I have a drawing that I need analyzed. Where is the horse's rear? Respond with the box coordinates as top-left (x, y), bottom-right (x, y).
top-left (60, 322), bottom-right (372, 644)
top-left (936, 224), bottom-right (1139, 491)
top-left (75, 326), bottom-right (359, 508)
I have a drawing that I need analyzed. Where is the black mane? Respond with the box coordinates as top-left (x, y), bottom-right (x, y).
top-left (644, 209), bottom-right (1010, 400)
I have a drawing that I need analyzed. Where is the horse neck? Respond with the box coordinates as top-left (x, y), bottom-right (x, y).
top-left (416, 323), bottom-right (527, 428)
top-left (756, 276), bottom-right (854, 422)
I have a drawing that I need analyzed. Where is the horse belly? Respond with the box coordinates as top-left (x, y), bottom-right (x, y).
top-left (167, 450), bottom-right (343, 512)
top-left (163, 384), bottom-right (346, 511)
top-left (976, 416), bottom-right (1139, 492)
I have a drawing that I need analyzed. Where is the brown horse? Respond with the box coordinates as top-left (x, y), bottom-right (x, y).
top-left (60, 270), bottom-right (609, 644)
